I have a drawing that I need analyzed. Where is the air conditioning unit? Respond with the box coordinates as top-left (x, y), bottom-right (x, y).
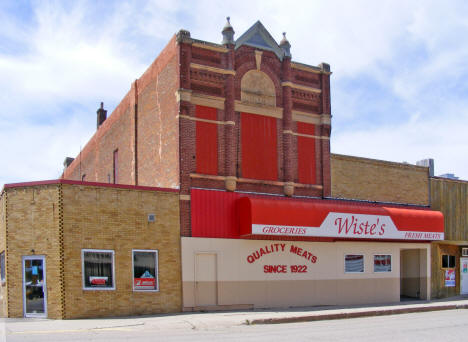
top-left (462, 248), bottom-right (468, 257)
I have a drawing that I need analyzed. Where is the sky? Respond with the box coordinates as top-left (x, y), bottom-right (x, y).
top-left (1, 0), bottom-right (467, 186)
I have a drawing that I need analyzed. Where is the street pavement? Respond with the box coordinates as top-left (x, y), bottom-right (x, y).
top-left (2, 295), bottom-right (468, 338)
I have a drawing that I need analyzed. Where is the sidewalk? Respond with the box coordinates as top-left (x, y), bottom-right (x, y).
top-left (3, 296), bottom-right (468, 335)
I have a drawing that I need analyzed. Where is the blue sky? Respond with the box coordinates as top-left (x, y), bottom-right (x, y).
top-left (1, 0), bottom-right (467, 186)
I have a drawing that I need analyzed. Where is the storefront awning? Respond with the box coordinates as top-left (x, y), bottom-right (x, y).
top-left (238, 197), bottom-right (444, 241)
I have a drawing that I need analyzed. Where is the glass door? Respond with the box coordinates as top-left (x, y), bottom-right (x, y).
top-left (22, 256), bottom-right (47, 317)
top-left (461, 257), bottom-right (468, 295)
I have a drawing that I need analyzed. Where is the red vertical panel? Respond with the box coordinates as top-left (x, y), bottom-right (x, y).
top-left (191, 189), bottom-right (240, 238)
top-left (241, 113), bottom-right (278, 180)
top-left (195, 106), bottom-right (218, 175)
top-left (297, 122), bottom-right (316, 184)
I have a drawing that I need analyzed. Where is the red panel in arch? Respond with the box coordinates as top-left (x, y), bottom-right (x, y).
top-left (297, 122), bottom-right (316, 184)
top-left (196, 105), bottom-right (218, 175)
top-left (241, 113), bottom-right (278, 180)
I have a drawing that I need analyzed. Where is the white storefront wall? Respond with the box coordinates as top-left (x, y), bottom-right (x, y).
top-left (181, 237), bottom-right (431, 309)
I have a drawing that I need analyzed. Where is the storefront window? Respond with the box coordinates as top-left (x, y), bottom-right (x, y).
top-left (442, 254), bottom-right (456, 268)
top-left (345, 254), bottom-right (364, 273)
top-left (133, 250), bottom-right (158, 291)
top-left (82, 249), bottom-right (115, 290)
top-left (0, 251), bottom-right (5, 282)
top-left (374, 255), bottom-right (392, 272)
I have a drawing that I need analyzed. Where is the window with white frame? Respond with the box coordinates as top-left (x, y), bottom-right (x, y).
top-left (374, 254), bottom-right (392, 272)
top-left (345, 254), bottom-right (364, 273)
top-left (82, 249), bottom-right (115, 290)
top-left (133, 250), bottom-right (159, 291)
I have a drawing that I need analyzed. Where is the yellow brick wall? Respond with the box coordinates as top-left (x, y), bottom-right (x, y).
top-left (0, 192), bottom-right (6, 317)
top-left (61, 184), bottom-right (182, 318)
top-left (331, 154), bottom-right (429, 206)
top-left (3, 186), bottom-right (63, 318)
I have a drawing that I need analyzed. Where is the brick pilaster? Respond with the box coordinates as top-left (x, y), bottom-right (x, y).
top-left (224, 45), bottom-right (236, 191)
top-left (282, 57), bottom-right (294, 196)
top-left (320, 72), bottom-right (331, 197)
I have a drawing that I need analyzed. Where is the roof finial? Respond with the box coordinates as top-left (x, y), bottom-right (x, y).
top-left (279, 31), bottom-right (291, 58)
top-left (222, 16), bottom-right (235, 45)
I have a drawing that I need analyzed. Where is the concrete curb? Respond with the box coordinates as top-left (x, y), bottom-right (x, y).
top-left (249, 303), bottom-right (468, 325)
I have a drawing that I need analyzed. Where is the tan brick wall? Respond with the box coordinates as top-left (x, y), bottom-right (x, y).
top-left (0, 192), bottom-right (6, 317)
top-left (3, 186), bottom-right (63, 318)
top-left (331, 154), bottom-right (429, 205)
top-left (61, 184), bottom-right (182, 318)
top-left (2, 183), bottom-right (182, 319)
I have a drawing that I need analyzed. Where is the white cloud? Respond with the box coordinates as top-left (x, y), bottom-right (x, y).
top-left (332, 107), bottom-right (468, 179)
top-left (0, 0), bottom-right (467, 187)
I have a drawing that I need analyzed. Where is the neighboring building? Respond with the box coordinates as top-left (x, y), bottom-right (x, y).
top-left (430, 177), bottom-right (468, 298)
top-left (0, 19), bottom-right (446, 318)
top-left (332, 154), bottom-right (468, 299)
top-left (0, 180), bottom-right (181, 318)
top-left (438, 173), bottom-right (459, 180)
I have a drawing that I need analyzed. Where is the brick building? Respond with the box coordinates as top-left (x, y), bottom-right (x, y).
top-left (0, 19), bottom-right (447, 317)
top-left (0, 180), bottom-right (181, 318)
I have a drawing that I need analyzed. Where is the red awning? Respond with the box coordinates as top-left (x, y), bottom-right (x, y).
top-left (238, 197), bottom-right (444, 241)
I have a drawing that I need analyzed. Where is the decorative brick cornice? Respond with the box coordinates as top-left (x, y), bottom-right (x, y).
top-left (291, 62), bottom-right (332, 75)
top-left (235, 101), bottom-right (283, 118)
top-left (176, 89), bottom-right (226, 110)
top-left (192, 42), bottom-right (229, 53)
top-left (190, 63), bottom-right (235, 75)
top-left (283, 130), bottom-right (330, 139)
top-left (282, 81), bottom-right (322, 94)
top-left (191, 93), bottom-right (225, 109)
top-left (292, 111), bottom-right (321, 124)
top-left (3, 179), bottom-right (179, 193)
top-left (177, 115), bottom-right (234, 126)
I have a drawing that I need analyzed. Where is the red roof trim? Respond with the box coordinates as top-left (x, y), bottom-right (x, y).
top-left (3, 179), bottom-right (179, 193)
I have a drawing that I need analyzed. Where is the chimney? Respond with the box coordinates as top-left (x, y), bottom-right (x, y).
top-left (97, 102), bottom-right (107, 129)
top-left (63, 157), bottom-right (74, 169)
top-left (416, 158), bottom-right (434, 177)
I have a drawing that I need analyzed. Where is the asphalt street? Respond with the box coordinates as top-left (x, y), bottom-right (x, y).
top-left (2, 309), bottom-right (468, 341)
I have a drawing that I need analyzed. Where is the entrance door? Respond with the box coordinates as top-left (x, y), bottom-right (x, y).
top-left (195, 253), bottom-right (217, 306)
top-left (400, 249), bottom-right (421, 299)
top-left (460, 258), bottom-right (468, 295)
top-left (23, 256), bottom-right (47, 317)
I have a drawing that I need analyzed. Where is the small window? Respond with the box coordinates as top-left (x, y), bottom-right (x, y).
top-left (0, 251), bottom-right (5, 282)
top-left (345, 254), bottom-right (364, 273)
top-left (442, 254), bottom-right (456, 268)
top-left (374, 255), bottom-right (392, 272)
top-left (82, 249), bottom-right (115, 290)
top-left (133, 250), bottom-right (159, 291)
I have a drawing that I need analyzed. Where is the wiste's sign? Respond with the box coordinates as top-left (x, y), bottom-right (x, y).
top-left (252, 212), bottom-right (444, 241)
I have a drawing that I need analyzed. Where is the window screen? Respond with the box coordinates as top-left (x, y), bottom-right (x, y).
top-left (374, 255), bottom-right (392, 272)
top-left (345, 254), bottom-right (364, 273)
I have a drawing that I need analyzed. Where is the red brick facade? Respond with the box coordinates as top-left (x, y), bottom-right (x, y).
top-left (62, 22), bottom-right (332, 238)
